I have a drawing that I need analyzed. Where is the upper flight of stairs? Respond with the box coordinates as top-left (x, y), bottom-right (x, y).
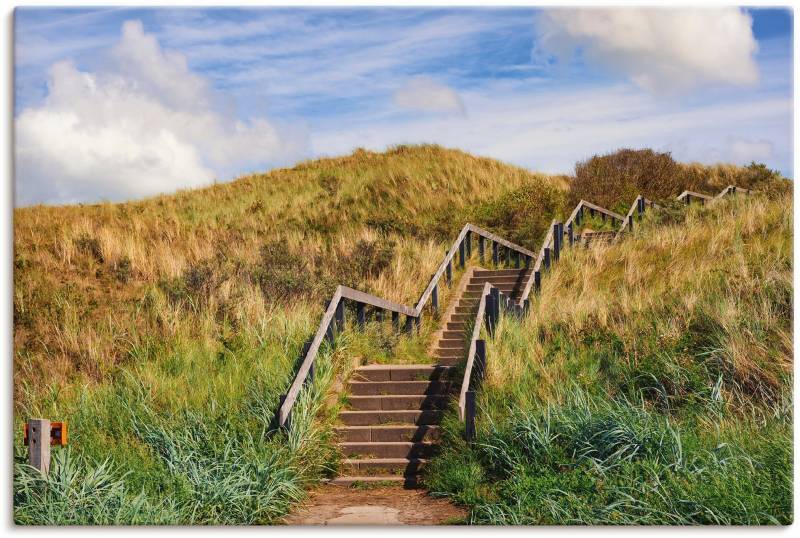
top-left (330, 267), bottom-right (533, 487)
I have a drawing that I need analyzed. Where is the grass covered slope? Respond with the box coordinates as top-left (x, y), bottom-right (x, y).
top-left (426, 192), bottom-right (792, 524)
top-left (13, 145), bottom-right (567, 524)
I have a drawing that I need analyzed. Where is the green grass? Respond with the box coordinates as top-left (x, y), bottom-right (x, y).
top-left (425, 193), bottom-right (793, 525)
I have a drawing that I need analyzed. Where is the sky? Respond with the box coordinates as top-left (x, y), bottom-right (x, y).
top-left (13, 6), bottom-right (794, 206)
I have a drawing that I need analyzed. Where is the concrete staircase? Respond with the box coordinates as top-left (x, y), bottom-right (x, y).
top-left (331, 267), bottom-right (532, 487)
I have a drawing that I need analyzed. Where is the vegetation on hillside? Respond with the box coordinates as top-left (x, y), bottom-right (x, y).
top-left (426, 192), bottom-right (792, 524)
top-left (13, 144), bottom-right (791, 524)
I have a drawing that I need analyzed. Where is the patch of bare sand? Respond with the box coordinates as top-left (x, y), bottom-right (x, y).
top-left (282, 485), bottom-right (468, 525)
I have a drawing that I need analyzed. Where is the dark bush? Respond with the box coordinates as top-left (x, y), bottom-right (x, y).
top-left (569, 149), bottom-right (689, 211)
top-left (113, 256), bottom-right (133, 283)
top-left (253, 240), bottom-right (314, 301)
top-left (75, 233), bottom-right (104, 263)
top-left (334, 238), bottom-right (396, 288)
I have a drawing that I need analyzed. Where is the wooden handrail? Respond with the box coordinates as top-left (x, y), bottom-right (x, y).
top-left (279, 183), bottom-right (751, 430)
top-left (458, 282), bottom-right (491, 420)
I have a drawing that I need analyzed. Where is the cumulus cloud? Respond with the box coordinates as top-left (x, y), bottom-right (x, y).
top-left (534, 8), bottom-right (759, 92)
top-left (394, 76), bottom-right (466, 115)
top-left (15, 20), bottom-right (307, 206)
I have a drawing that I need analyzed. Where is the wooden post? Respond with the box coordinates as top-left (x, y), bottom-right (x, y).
top-left (357, 303), bottom-right (365, 328)
top-left (552, 223), bottom-right (560, 262)
top-left (568, 224), bottom-right (574, 246)
top-left (475, 339), bottom-right (486, 381)
top-left (485, 295), bottom-right (495, 336)
top-left (376, 309), bottom-right (384, 323)
top-left (523, 298), bottom-right (530, 315)
top-left (335, 301), bottom-right (345, 331)
top-left (446, 258), bottom-right (452, 285)
top-left (465, 391), bottom-right (476, 441)
top-left (28, 418), bottom-right (51, 475)
top-left (459, 241), bottom-right (465, 268)
top-left (404, 315), bottom-right (414, 334)
top-left (392, 311), bottom-right (400, 331)
top-left (628, 216), bottom-right (634, 231)
top-left (576, 208), bottom-right (582, 227)
top-left (524, 255), bottom-right (530, 268)
top-left (590, 207), bottom-right (595, 218)
top-left (325, 322), bottom-right (334, 344)
top-left (601, 212), bottom-right (606, 222)
top-left (490, 287), bottom-right (500, 323)
top-left (534, 270), bottom-right (541, 294)
top-left (505, 246), bottom-right (511, 267)
top-left (543, 248), bottom-right (551, 271)
top-left (492, 242), bottom-right (499, 266)
top-left (478, 236), bottom-right (485, 263)
top-left (637, 197), bottom-right (644, 220)
top-left (465, 231), bottom-right (472, 258)
top-left (432, 284), bottom-right (439, 314)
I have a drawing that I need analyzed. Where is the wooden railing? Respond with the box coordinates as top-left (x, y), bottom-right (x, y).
top-left (278, 184), bottom-right (751, 431)
top-left (277, 224), bottom-right (536, 429)
top-left (459, 184), bottom-right (751, 440)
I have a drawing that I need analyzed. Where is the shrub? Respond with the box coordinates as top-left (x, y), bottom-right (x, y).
top-left (569, 148), bottom-right (688, 210)
top-left (253, 240), bottom-right (315, 301)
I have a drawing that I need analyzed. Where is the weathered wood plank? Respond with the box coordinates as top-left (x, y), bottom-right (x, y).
top-left (458, 282), bottom-right (491, 420)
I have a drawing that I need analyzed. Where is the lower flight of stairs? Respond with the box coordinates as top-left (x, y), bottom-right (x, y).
top-left (330, 267), bottom-right (532, 487)
top-left (331, 364), bottom-right (457, 487)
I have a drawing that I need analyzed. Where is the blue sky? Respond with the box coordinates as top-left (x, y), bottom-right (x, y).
top-left (14, 7), bottom-right (793, 205)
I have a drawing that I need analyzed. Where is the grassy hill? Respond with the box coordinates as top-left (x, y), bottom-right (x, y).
top-left (13, 145), bottom-right (791, 524)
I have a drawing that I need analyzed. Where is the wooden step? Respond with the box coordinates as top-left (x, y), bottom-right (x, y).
top-left (446, 321), bottom-right (467, 331)
top-left (348, 394), bottom-right (450, 411)
top-left (327, 476), bottom-right (421, 488)
top-left (438, 338), bottom-right (465, 349)
top-left (440, 330), bottom-right (465, 340)
top-left (341, 458), bottom-right (428, 476)
top-left (335, 425), bottom-right (442, 443)
top-left (338, 409), bottom-right (445, 426)
top-left (348, 380), bottom-right (455, 396)
top-left (470, 275), bottom-right (530, 284)
top-left (353, 364), bottom-right (454, 382)
top-left (473, 269), bottom-right (533, 277)
top-left (340, 441), bottom-right (438, 459)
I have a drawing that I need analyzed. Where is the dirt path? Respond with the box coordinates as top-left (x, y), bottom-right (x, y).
top-left (282, 485), bottom-right (468, 525)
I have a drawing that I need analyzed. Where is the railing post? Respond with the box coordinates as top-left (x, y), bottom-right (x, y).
top-left (466, 231), bottom-right (472, 258)
top-left (465, 391), bottom-right (476, 442)
top-left (278, 395), bottom-right (290, 430)
top-left (490, 287), bottom-right (500, 323)
top-left (505, 246), bottom-right (511, 267)
top-left (543, 248), bottom-right (551, 271)
top-left (27, 418), bottom-right (51, 476)
top-left (568, 224), bottom-right (574, 247)
top-left (392, 311), bottom-right (400, 331)
top-left (637, 197), bottom-right (644, 220)
top-left (534, 270), bottom-right (541, 294)
top-left (523, 298), bottom-right (530, 315)
top-left (376, 309), bottom-right (384, 323)
top-left (357, 303), bottom-right (365, 328)
top-left (446, 258), bottom-right (453, 285)
top-left (475, 339), bottom-right (486, 381)
top-left (524, 255), bottom-right (530, 269)
top-left (492, 242), bottom-right (499, 266)
top-left (459, 241), bottom-right (465, 268)
top-left (335, 301), bottom-right (345, 332)
top-left (628, 216), bottom-right (634, 231)
top-left (601, 212), bottom-right (606, 222)
top-left (478, 236), bottom-right (485, 263)
top-left (590, 207), bottom-right (595, 218)
top-left (432, 283), bottom-right (439, 314)
top-left (552, 223), bottom-right (561, 262)
top-left (325, 322), bottom-right (334, 344)
top-left (485, 294), bottom-right (495, 337)
top-left (404, 315), bottom-right (414, 334)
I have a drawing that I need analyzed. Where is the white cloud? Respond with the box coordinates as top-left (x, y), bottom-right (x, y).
top-left (15, 20), bottom-right (307, 206)
top-left (394, 77), bottom-right (466, 115)
top-left (534, 8), bottom-right (759, 92)
top-left (726, 138), bottom-right (775, 164)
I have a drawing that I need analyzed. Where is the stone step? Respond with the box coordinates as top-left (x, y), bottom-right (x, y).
top-left (353, 364), bottom-right (454, 382)
top-left (338, 409), bottom-right (445, 426)
top-left (327, 476), bottom-right (421, 488)
top-left (340, 441), bottom-right (438, 459)
top-left (348, 394), bottom-right (450, 411)
top-left (341, 458), bottom-right (428, 477)
top-left (335, 425), bottom-right (442, 443)
top-left (348, 380), bottom-right (455, 396)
